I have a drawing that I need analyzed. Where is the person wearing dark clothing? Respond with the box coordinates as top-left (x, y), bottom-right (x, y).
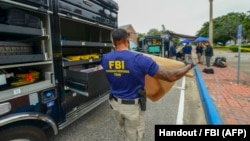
top-left (203, 41), bottom-right (213, 68)
top-left (213, 57), bottom-right (227, 68)
top-left (101, 28), bottom-right (194, 141)
top-left (164, 39), bottom-right (169, 58)
top-left (201, 41), bottom-right (214, 74)
top-left (196, 42), bottom-right (203, 64)
top-left (176, 49), bottom-right (184, 61)
top-left (182, 42), bottom-right (193, 63)
top-left (169, 43), bottom-right (177, 59)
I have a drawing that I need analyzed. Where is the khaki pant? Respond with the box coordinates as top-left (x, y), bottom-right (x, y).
top-left (197, 53), bottom-right (202, 63)
top-left (201, 49), bottom-right (206, 64)
top-left (109, 99), bottom-right (145, 141)
top-left (184, 54), bottom-right (192, 63)
top-left (201, 55), bottom-right (205, 64)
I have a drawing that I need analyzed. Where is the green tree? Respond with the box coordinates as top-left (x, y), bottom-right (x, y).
top-left (197, 12), bottom-right (250, 45)
top-left (173, 38), bottom-right (180, 45)
top-left (196, 22), bottom-right (209, 37)
top-left (147, 28), bottom-right (161, 36)
top-left (137, 33), bottom-right (146, 39)
top-left (242, 12), bottom-right (250, 43)
top-left (137, 33), bottom-right (146, 43)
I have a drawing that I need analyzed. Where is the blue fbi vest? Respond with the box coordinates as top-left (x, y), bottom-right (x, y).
top-left (101, 50), bottom-right (159, 99)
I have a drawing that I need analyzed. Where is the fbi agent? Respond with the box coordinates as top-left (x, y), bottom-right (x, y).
top-left (101, 29), bottom-right (193, 141)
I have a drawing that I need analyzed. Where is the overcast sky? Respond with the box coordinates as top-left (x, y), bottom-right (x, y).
top-left (114, 0), bottom-right (250, 36)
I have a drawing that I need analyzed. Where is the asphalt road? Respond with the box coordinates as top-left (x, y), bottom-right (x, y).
top-left (48, 76), bottom-right (206, 141)
top-left (48, 49), bottom-right (248, 141)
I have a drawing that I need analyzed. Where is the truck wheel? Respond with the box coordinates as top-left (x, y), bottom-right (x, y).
top-left (0, 125), bottom-right (48, 141)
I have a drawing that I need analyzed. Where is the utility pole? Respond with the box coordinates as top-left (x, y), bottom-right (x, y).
top-left (162, 24), bottom-right (166, 32)
top-left (209, 0), bottom-right (213, 45)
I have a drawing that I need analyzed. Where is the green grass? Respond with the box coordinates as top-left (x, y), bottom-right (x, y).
top-left (214, 46), bottom-right (230, 51)
top-left (214, 45), bottom-right (250, 52)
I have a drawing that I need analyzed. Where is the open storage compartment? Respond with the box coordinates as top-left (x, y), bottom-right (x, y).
top-left (59, 18), bottom-right (114, 64)
top-left (55, 0), bottom-right (118, 119)
top-left (0, 41), bottom-right (47, 65)
top-left (0, 0), bottom-right (54, 100)
top-left (60, 18), bottom-right (112, 42)
top-left (0, 4), bottom-right (52, 65)
top-left (64, 66), bottom-right (110, 97)
top-left (59, 14), bottom-right (113, 98)
top-left (0, 53), bottom-right (54, 96)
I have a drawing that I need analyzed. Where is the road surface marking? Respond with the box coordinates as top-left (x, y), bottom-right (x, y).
top-left (176, 76), bottom-right (186, 124)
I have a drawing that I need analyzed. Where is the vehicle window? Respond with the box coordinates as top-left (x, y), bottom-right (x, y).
top-left (129, 40), bottom-right (138, 50)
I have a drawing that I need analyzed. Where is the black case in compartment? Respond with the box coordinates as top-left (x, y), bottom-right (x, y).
top-left (0, 42), bottom-right (45, 65)
top-left (4, 8), bottom-right (41, 29)
top-left (65, 68), bottom-right (110, 98)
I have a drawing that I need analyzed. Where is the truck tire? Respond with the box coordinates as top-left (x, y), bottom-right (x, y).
top-left (0, 125), bottom-right (48, 141)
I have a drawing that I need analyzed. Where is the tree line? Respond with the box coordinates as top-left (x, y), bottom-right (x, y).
top-left (197, 12), bottom-right (250, 45)
top-left (138, 12), bottom-right (250, 45)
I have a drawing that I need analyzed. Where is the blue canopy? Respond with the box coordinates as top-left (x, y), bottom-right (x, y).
top-left (195, 36), bottom-right (208, 42)
top-left (180, 39), bottom-right (193, 43)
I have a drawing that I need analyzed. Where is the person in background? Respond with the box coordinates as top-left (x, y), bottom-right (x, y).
top-left (163, 39), bottom-right (169, 58)
top-left (176, 48), bottom-right (184, 61)
top-left (196, 42), bottom-right (203, 64)
top-left (202, 41), bottom-right (214, 68)
top-left (201, 42), bottom-right (206, 65)
top-left (182, 42), bottom-right (193, 63)
top-left (169, 42), bottom-right (177, 59)
top-left (101, 28), bottom-right (194, 141)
